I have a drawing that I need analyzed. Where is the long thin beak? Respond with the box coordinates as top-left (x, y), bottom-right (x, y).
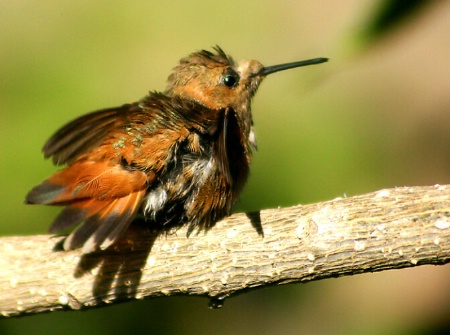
top-left (262, 57), bottom-right (328, 76)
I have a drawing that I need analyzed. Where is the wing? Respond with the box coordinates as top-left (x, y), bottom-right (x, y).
top-left (26, 160), bottom-right (152, 253)
top-left (43, 93), bottom-right (223, 166)
top-left (27, 93), bottom-right (224, 253)
top-left (213, 108), bottom-right (251, 194)
top-left (27, 97), bottom-right (160, 252)
top-left (43, 103), bottom-right (141, 165)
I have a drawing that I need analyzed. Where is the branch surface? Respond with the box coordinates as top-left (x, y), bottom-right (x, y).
top-left (2, 185), bottom-right (450, 317)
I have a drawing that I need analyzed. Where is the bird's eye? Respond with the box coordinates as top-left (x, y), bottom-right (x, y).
top-left (223, 75), bottom-right (237, 87)
top-left (222, 69), bottom-right (239, 88)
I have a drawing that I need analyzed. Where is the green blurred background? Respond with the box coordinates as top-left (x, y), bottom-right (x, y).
top-left (2, 1), bottom-right (450, 334)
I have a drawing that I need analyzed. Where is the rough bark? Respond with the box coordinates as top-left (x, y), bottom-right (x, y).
top-left (1, 185), bottom-right (450, 317)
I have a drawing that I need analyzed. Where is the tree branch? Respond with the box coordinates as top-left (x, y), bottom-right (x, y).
top-left (2, 185), bottom-right (450, 317)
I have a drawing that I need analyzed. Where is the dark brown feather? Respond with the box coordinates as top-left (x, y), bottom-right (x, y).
top-left (43, 105), bottom-right (134, 165)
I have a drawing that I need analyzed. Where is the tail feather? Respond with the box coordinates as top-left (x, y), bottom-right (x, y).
top-left (75, 198), bottom-right (123, 252)
top-left (49, 205), bottom-right (88, 233)
top-left (94, 190), bottom-right (145, 252)
top-left (26, 159), bottom-right (150, 253)
top-left (63, 199), bottom-right (118, 251)
top-left (49, 198), bottom-right (109, 234)
top-left (63, 215), bottom-right (105, 251)
top-left (59, 190), bottom-right (146, 252)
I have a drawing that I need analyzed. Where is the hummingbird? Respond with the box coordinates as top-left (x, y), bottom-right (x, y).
top-left (25, 46), bottom-right (327, 254)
